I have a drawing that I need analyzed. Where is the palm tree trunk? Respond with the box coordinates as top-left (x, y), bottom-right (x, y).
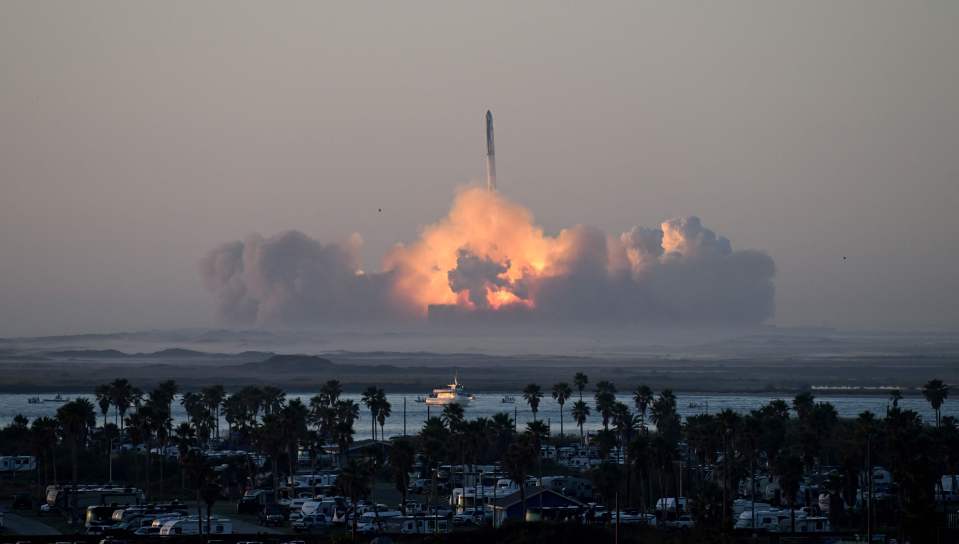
top-left (51, 445), bottom-right (58, 484)
top-left (273, 457), bottom-right (279, 501)
top-left (520, 487), bottom-right (526, 522)
top-left (625, 449), bottom-right (631, 506)
top-left (196, 488), bottom-right (203, 535)
top-left (71, 443), bottom-right (78, 482)
top-left (145, 447), bottom-right (151, 498)
top-left (159, 445), bottom-right (165, 495)
top-left (559, 404), bottom-right (564, 437)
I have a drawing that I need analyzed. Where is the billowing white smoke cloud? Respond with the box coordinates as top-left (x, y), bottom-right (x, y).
top-left (199, 231), bottom-right (396, 326)
top-left (200, 191), bottom-right (775, 326)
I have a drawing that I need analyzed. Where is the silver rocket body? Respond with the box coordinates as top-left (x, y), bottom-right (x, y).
top-left (485, 110), bottom-right (497, 191)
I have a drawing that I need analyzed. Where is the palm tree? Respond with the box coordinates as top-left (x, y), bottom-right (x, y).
top-left (574, 372), bottom-right (588, 401)
top-left (376, 396), bottom-right (392, 441)
top-left (182, 449), bottom-right (210, 534)
top-left (200, 385), bottom-right (226, 440)
top-left (56, 398), bottom-right (96, 482)
top-left (155, 380), bottom-right (179, 414)
top-left (441, 403), bottom-right (465, 432)
top-left (281, 399), bottom-right (309, 478)
top-left (201, 481), bottom-right (222, 535)
top-left (774, 453), bottom-right (804, 532)
top-left (525, 420), bottom-right (550, 450)
top-left (108, 378), bottom-right (134, 428)
top-left (633, 385), bottom-right (653, 432)
top-left (361, 387), bottom-right (381, 440)
top-left (922, 379), bottom-right (949, 428)
top-left (594, 381), bottom-right (617, 431)
top-left (490, 412), bottom-right (515, 459)
top-left (522, 383), bottom-right (544, 422)
top-left (334, 400), bottom-right (359, 465)
top-left (172, 422), bottom-right (196, 489)
top-left (97, 423), bottom-right (120, 482)
top-left (31, 417), bottom-right (59, 486)
top-left (629, 434), bottom-right (651, 512)
top-left (261, 386), bottom-right (286, 416)
top-left (335, 457), bottom-right (373, 539)
top-left (321, 380), bottom-right (343, 406)
top-left (551, 382), bottom-right (573, 437)
top-left (503, 435), bottom-right (537, 522)
top-left (94, 384), bottom-right (112, 427)
top-left (418, 417), bottom-right (449, 481)
top-left (889, 388), bottom-right (903, 411)
top-left (716, 408), bottom-right (740, 522)
top-left (255, 413), bottom-right (287, 499)
top-left (389, 438), bottom-right (416, 513)
top-left (182, 392), bottom-right (213, 442)
top-left (793, 391), bottom-right (815, 422)
top-left (571, 401), bottom-right (590, 443)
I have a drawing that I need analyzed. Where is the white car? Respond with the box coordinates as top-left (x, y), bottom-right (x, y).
top-left (611, 511), bottom-right (657, 525)
top-left (452, 511), bottom-right (484, 526)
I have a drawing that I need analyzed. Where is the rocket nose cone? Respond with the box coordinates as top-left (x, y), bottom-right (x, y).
top-left (486, 110), bottom-right (492, 120)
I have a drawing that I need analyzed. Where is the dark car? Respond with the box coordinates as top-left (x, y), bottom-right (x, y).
top-left (11, 493), bottom-right (32, 509)
top-left (258, 505), bottom-right (286, 527)
top-left (237, 490), bottom-right (273, 515)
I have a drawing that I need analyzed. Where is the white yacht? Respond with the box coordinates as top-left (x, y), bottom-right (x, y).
top-left (425, 375), bottom-right (473, 406)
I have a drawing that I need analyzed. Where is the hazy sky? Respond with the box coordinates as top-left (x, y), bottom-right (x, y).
top-left (1, 1), bottom-right (957, 336)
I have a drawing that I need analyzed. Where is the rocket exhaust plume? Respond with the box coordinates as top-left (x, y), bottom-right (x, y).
top-left (201, 190), bottom-right (775, 326)
top-left (199, 108), bottom-right (774, 326)
top-left (485, 110), bottom-right (496, 191)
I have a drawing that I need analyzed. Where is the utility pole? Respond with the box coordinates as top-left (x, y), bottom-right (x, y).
top-left (867, 435), bottom-right (872, 543)
top-left (614, 492), bottom-right (620, 544)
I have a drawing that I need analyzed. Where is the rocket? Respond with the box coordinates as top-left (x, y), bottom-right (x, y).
top-left (485, 110), bottom-right (496, 191)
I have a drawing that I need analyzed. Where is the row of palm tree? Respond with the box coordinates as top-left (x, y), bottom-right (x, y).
top-left (360, 386), bottom-right (392, 441)
top-left (517, 374), bottom-right (666, 443)
top-left (2, 375), bottom-right (951, 539)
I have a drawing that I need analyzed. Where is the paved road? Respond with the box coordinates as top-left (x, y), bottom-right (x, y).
top-left (1, 510), bottom-right (61, 535)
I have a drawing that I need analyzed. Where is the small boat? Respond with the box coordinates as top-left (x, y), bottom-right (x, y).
top-left (43, 394), bottom-right (67, 403)
top-left (414, 396), bottom-right (426, 403)
top-left (27, 395), bottom-right (41, 404)
top-left (424, 375), bottom-right (471, 406)
top-left (501, 395), bottom-right (515, 404)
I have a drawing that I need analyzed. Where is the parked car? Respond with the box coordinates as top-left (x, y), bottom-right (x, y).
top-left (452, 511), bottom-right (484, 526)
top-left (258, 505), bottom-right (286, 527)
top-left (237, 489), bottom-right (274, 515)
top-left (292, 513), bottom-right (330, 533)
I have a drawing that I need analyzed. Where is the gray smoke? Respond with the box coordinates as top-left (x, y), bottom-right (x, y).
top-left (447, 249), bottom-right (514, 309)
top-left (201, 216), bottom-right (774, 326)
top-left (199, 231), bottom-right (396, 326)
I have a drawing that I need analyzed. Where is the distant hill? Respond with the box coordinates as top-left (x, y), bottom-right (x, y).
top-left (47, 349), bottom-right (128, 358)
top-left (237, 354), bottom-right (336, 373)
top-left (143, 348), bottom-right (208, 358)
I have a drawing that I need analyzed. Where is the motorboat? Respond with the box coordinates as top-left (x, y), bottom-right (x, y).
top-left (425, 375), bottom-right (471, 406)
